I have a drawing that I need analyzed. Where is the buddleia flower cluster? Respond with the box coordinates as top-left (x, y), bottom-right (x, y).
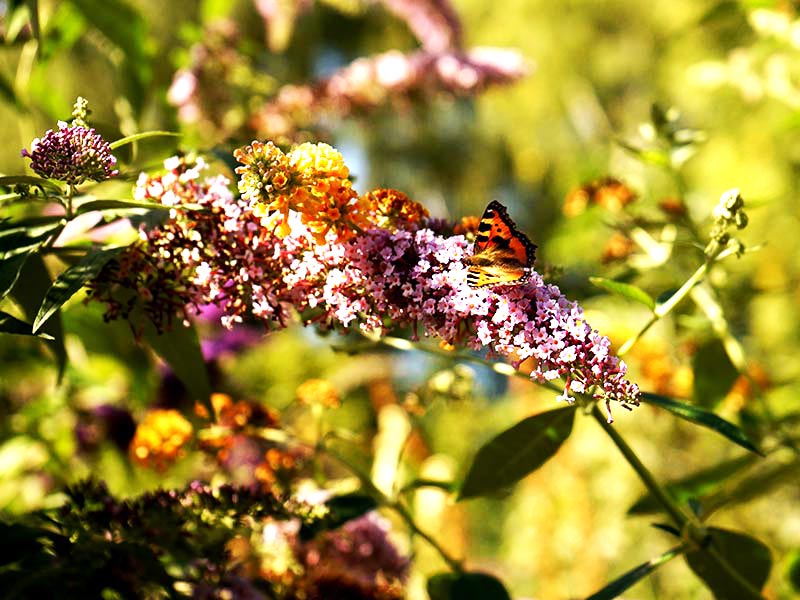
top-left (89, 140), bottom-right (640, 417)
top-left (21, 121), bottom-right (118, 185)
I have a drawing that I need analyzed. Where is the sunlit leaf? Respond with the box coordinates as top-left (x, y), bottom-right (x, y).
top-left (459, 406), bottom-right (576, 500)
top-left (685, 527), bottom-right (771, 600)
top-left (427, 572), bottom-right (511, 600)
top-left (640, 393), bottom-right (762, 455)
top-left (0, 175), bottom-right (62, 191)
top-left (628, 454), bottom-right (758, 515)
top-left (0, 221), bottom-right (62, 260)
top-left (33, 246), bottom-right (123, 333)
top-left (108, 130), bottom-right (180, 150)
top-left (141, 320), bottom-right (212, 415)
top-left (0, 311), bottom-right (54, 339)
top-left (586, 545), bottom-right (684, 600)
top-left (299, 494), bottom-right (378, 540)
top-left (590, 277), bottom-right (656, 310)
top-left (75, 199), bottom-right (204, 215)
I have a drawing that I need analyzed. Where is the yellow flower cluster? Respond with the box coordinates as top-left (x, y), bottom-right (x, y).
top-left (234, 140), bottom-right (372, 243)
top-left (130, 409), bottom-right (193, 470)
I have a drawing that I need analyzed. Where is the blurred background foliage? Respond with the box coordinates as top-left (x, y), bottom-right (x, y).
top-left (2, 0), bottom-right (800, 598)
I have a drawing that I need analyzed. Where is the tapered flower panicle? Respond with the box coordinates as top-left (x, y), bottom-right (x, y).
top-left (89, 141), bottom-right (640, 416)
top-left (22, 121), bottom-right (118, 184)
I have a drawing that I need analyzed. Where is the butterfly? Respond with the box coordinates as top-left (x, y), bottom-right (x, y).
top-left (465, 200), bottom-right (537, 288)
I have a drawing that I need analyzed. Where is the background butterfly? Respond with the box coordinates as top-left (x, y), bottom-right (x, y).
top-left (465, 200), bottom-right (537, 288)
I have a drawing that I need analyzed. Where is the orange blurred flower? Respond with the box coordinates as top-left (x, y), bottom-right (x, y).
top-left (130, 409), bottom-right (193, 470)
top-left (296, 378), bottom-right (340, 408)
top-left (564, 176), bottom-right (637, 217)
top-left (601, 231), bottom-right (636, 264)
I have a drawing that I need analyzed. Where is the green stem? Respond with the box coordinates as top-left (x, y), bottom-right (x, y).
top-left (321, 442), bottom-right (464, 573)
top-left (591, 406), bottom-right (690, 528)
top-left (65, 184), bottom-right (75, 219)
top-left (617, 239), bottom-right (735, 357)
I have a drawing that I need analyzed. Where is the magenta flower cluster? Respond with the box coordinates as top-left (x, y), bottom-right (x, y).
top-left (21, 121), bottom-right (118, 185)
top-left (91, 152), bottom-right (639, 416)
top-left (323, 227), bottom-right (640, 416)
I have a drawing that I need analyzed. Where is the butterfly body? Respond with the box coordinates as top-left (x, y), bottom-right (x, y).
top-left (466, 201), bottom-right (537, 288)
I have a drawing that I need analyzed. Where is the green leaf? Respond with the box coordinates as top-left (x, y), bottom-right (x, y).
top-left (0, 72), bottom-right (20, 109)
top-left (459, 406), bottom-right (576, 500)
top-left (615, 139), bottom-right (671, 167)
top-left (141, 320), bottom-right (212, 414)
top-left (640, 392), bottom-right (762, 455)
top-left (68, 0), bottom-right (148, 73)
top-left (0, 311), bottom-right (54, 339)
top-left (33, 246), bottom-right (124, 333)
top-left (585, 545), bottom-right (684, 600)
top-left (0, 253), bottom-right (30, 300)
top-left (74, 198), bottom-right (204, 215)
top-left (704, 460), bottom-right (800, 515)
top-left (398, 478), bottom-right (456, 495)
top-left (10, 253), bottom-right (67, 375)
top-left (299, 494), bottom-right (378, 540)
top-left (25, 0), bottom-right (41, 46)
top-left (0, 175), bottom-right (62, 191)
top-left (590, 277), bottom-right (656, 310)
top-left (108, 130), bottom-right (180, 150)
top-left (427, 572), bottom-right (511, 600)
top-left (0, 220), bottom-right (62, 259)
top-left (685, 528), bottom-right (771, 600)
top-left (628, 454), bottom-right (758, 515)
top-left (692, 339), bottom-right (739, 408)
top-left (787, 550), bottom-right (800, 593)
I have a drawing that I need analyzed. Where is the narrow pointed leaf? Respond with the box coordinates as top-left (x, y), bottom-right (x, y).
top-left (459, 406), bottom-right (576, 500)
top-left (75, 199), bottom-right (204, 215)
top-left (590, 277), bottom-right (656, 310)
top-left (685, 528), bottom-right (771, 600)
top-left (0, 221), bottom-right (63, 259)
top-left (0, 176), bottom-right (61, 191)
top-left (586, 545), bottom-right (684, 600)
top-left (11, 253), bottom-right (67, 375)
top-left (628, 454), bottom-right (758, 515)
top-left (640, 392), bottom-right (762, 455)
top-left (0, 311), bottom-right (54, 339)
top-left (141, 320), bottom-right (212, 415)
top-left (25, 0), bottom-right (40, 45)
top-left (428, 572), bottom-right (511, 600)
top-left (108, 130), bottom-right (180, 150)
top-left (33, 246), bottom-right (124, 333)
top-left (0, 253), bottom-right (30, 300)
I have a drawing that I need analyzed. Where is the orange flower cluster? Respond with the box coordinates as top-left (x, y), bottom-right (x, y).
top-left (130, 409), bottom-right (193, 470)
top-left (363, 188), bottom-right (430, 231)
top-left (195, 393), bottom-right (308, 492)
top-left (234, 140), bottom-right (372, 243)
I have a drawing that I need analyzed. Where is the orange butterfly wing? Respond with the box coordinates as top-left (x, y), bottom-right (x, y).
top-left (466, 201), bottom-right (537, 288)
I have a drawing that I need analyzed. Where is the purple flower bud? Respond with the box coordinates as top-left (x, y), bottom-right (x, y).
top-left (22, 121), bottom-right (118, 185)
